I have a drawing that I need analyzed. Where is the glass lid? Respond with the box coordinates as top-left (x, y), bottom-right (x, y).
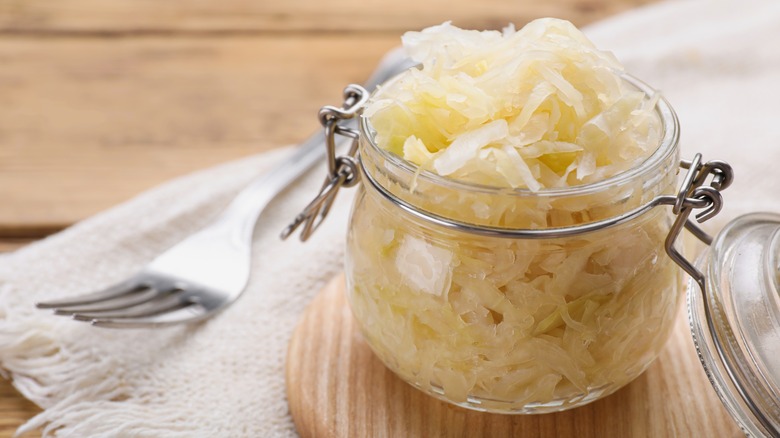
top-left (689, 212), bottom-right (780, 437)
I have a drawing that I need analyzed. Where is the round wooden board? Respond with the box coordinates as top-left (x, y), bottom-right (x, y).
top-left (286, 275), bottom-right (742, 438)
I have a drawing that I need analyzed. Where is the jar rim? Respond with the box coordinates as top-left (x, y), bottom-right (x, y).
top-left (359, 74), bottom-right (679, 199)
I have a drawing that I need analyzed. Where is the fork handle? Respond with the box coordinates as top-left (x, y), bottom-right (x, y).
top-left (213, 127), bottom-right (351, 247)
top-left (215, 51), bottom-right (405, 245)
top-left (189, 48), bottom-right (414, 250)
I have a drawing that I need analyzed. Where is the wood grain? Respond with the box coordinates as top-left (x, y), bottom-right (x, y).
top-left (0, 35), bottom-right (397, 235)
top-left (0, 0), bottom-right (654, 34)
top-left (0, 239), bottom-right (31, 253)
top-left (0, 379), bottom-right (40, 437)
top-left (287, 275), bottom-right (743, 438)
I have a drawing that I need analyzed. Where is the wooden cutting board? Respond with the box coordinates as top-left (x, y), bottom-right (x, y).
top-left (286, 275), bottom-right (743, 438)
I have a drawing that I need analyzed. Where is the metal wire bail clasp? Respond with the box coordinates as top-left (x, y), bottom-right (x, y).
top-left (664, 153), bottom-right (734, 293)
top-left (281, 84), bottom-right (370, 241)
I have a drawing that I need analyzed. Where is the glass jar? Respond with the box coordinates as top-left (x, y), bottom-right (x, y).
top-left (288, 69), bottom-right (778, 431)
top-left (343, 76), bottom-right (684, 413)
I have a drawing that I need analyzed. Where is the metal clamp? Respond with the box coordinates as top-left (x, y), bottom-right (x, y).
top-left (281, 84), bottom-right (370, 241)
top-left (664, 154), bottom-right (733, 292)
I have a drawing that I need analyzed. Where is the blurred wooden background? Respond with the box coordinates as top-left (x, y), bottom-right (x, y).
top-left (0, 0), bottom-right (657, 435)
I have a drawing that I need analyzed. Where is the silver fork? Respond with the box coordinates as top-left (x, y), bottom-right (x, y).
top-left (36, 48), bottom-right (416, 328)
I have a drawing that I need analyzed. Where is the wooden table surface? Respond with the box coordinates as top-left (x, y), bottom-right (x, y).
top-left (0, 0), bottom-right (661, 435)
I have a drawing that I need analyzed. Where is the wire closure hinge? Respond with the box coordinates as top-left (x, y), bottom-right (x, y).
top-left (664, 153), bottom-right (734, 292)
top-left (281, 84), bottom-right (370, 242)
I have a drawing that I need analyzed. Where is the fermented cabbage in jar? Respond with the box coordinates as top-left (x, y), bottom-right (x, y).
top-left (346, 18), bottom-right (682, 412)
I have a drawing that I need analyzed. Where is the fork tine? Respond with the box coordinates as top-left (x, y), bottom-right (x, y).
top-left (36, 276), bottom-right (147, 309)
top-left (52, 287), bottom-right (160, 315)
top-left (70, 292), bottom-right (191, 321)
top-left (90, 305), bottom-right (209, 329)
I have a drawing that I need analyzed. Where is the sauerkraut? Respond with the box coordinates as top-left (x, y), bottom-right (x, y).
top-left (364, 18), bottom-right (661, 190)
top-left (346, 18), bottom-right (681, 413)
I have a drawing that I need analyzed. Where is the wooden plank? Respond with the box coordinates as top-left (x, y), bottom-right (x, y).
top-left (0, 0), bottom-right (656, 34)
top-left (0, 35), bottom-right (399, 236)
top-left (0, 239), bottom-right (31, 252)
top-left (287, 275), bottom-right (743, 438)
top-left (0, 378), bottom-right (40, 437)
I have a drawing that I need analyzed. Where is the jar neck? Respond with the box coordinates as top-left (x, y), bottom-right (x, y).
top-left (358, 76), bottom-right (680, 230)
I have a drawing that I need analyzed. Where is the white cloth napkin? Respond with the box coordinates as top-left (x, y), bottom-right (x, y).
top-left (1, 0), bottom-right (779, 436)
top-left (0, 147), bottom-right (355, 437)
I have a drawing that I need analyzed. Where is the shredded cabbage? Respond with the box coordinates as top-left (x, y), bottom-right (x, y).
top-left (364, 18), bottom-right (661, 190)
top-left (348, 194), bottom-right (680, 411)
top-left (347, 19), bottom-right (680, 413)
